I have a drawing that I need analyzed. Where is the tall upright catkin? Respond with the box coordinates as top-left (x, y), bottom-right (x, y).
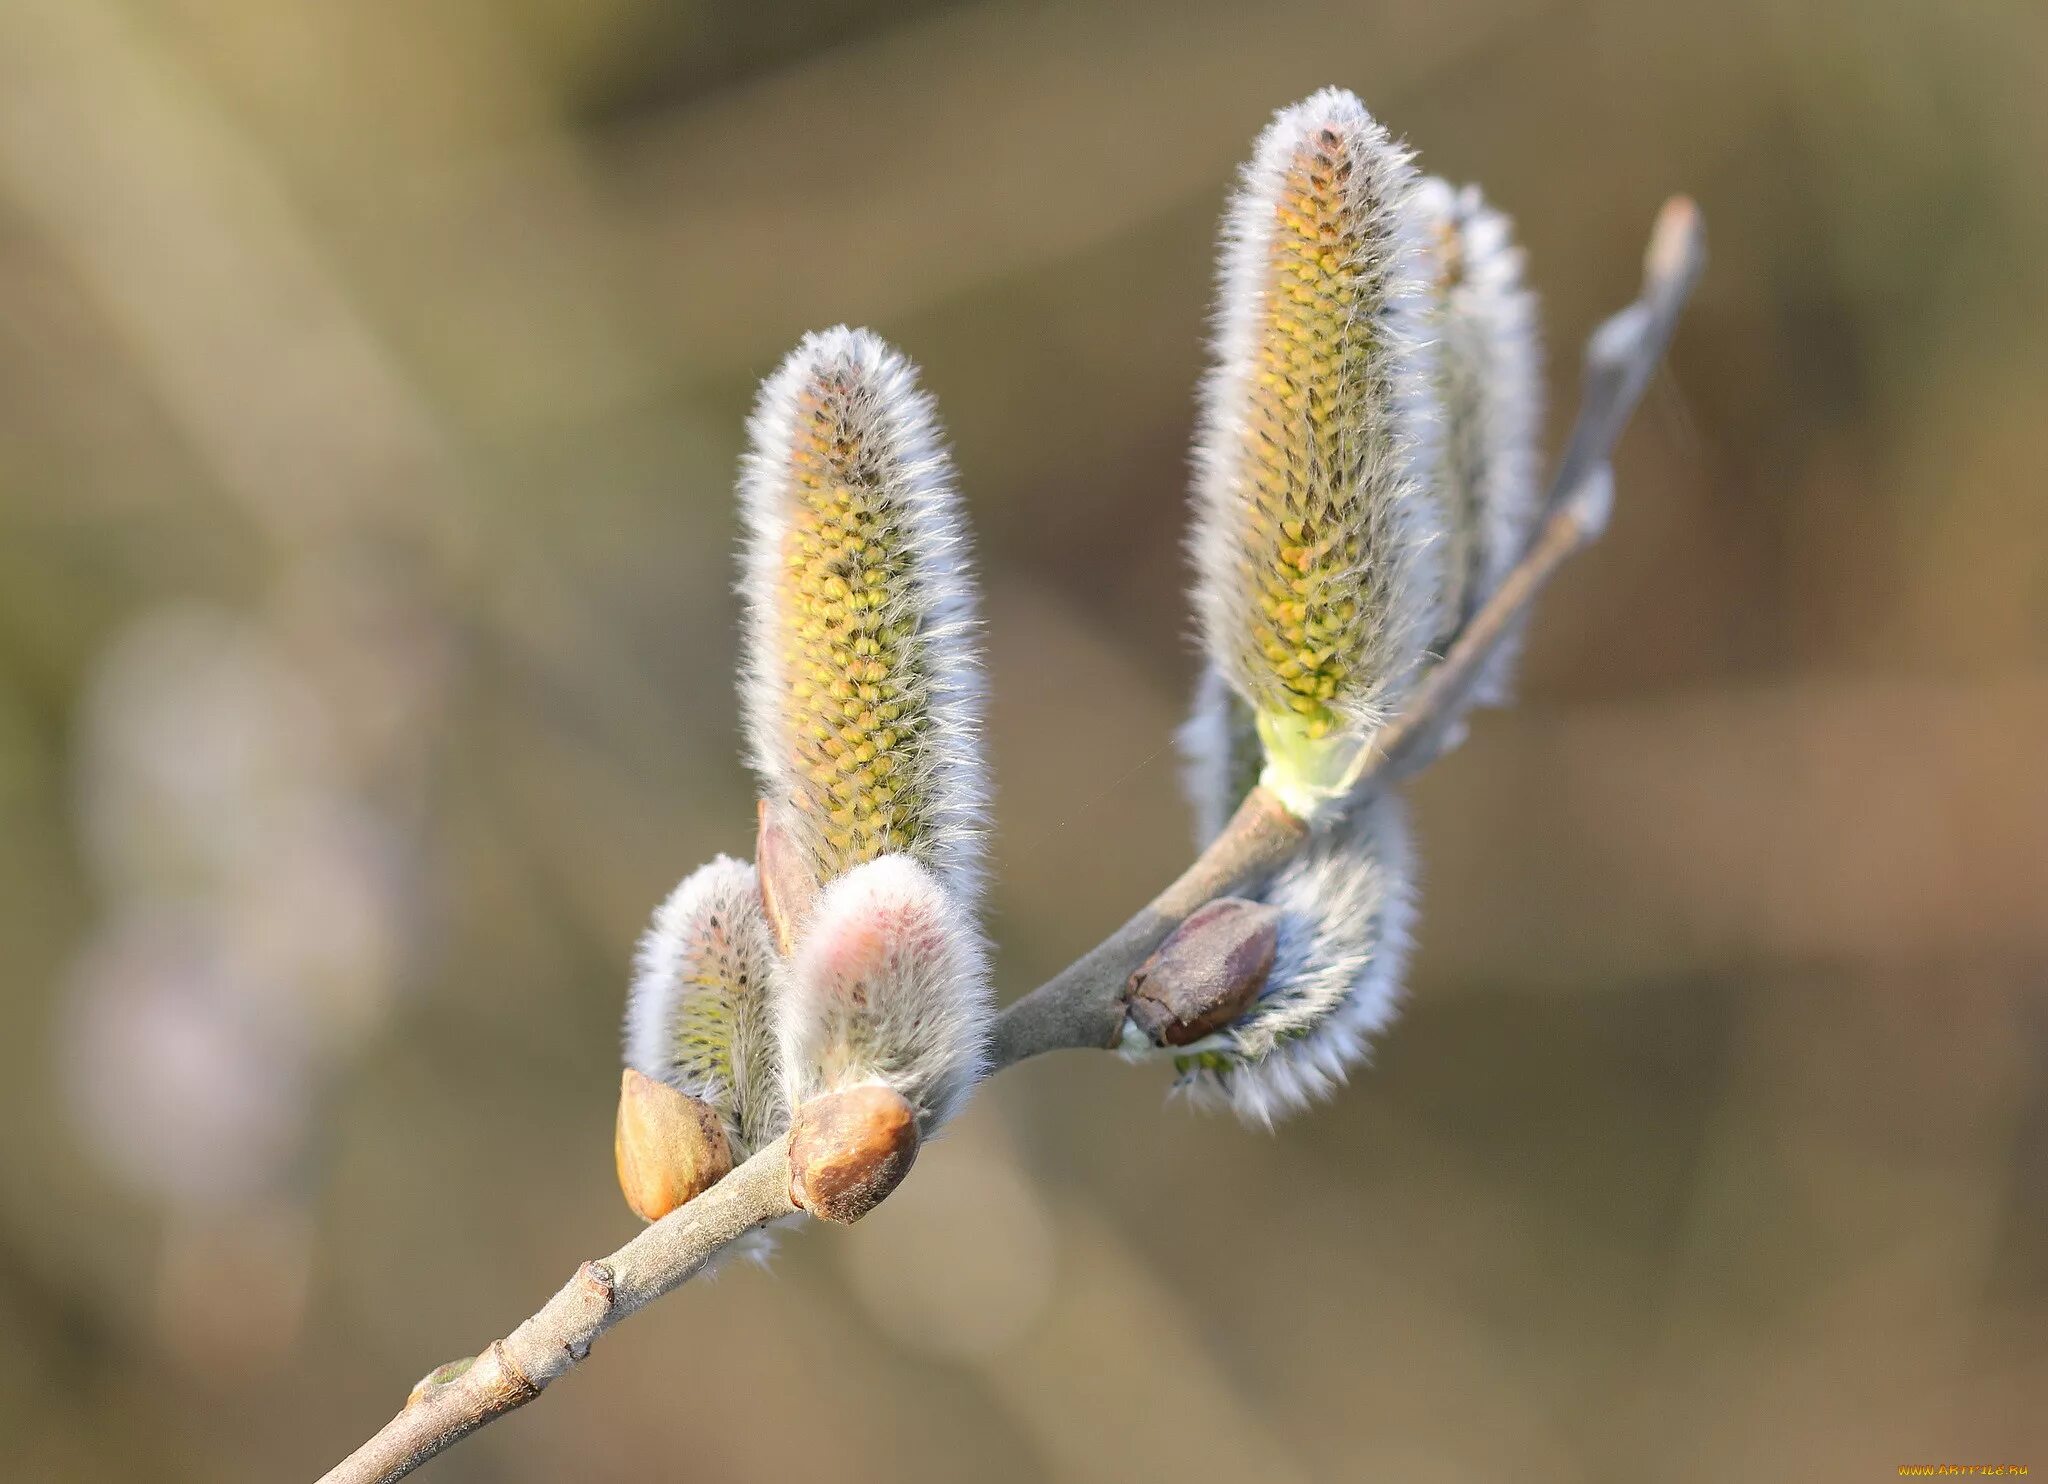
top-left (737, 328), bottom-right (993, 1133)
top-left (1189, 87), bottom-right (1443, 819)
top-left (738, 326), bottom-right (988, 906)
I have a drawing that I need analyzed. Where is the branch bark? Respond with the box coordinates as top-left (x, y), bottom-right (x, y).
top-left (318, 1140), bottom-right (795, 1484)
top-left (317, 197), bottom-right (1705, 1484)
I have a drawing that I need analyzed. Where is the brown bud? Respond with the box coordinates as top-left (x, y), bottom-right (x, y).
top-left (787, 1084), bottom-right (919, 1224)
top-left (757, 798), bottom-right (819, 957)
top-left (1125, 897), bottom-right (1280, 1047)
top-left (614, 1068), bottom-right (736, 1223)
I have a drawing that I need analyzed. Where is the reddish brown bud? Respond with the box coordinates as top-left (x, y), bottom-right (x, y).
top-left (614, 1068), bottom-right (736, 1223)
top-left (1125, 897), bottom-right (1281, 1047)
top-left (787, 1084), bottom-right (920, 1224)
top-left (756, 799), bottom-right (819, 957)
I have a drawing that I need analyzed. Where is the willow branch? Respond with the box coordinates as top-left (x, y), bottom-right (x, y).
top-left (316, 197), bottom-right (1704, 1484)
top-left (317, 1139), bottom-right (796, 1484)
top-left (994, 196), bottom-right (1705, 1060)
top-left (989, 785), bottom-right (1308, 1063)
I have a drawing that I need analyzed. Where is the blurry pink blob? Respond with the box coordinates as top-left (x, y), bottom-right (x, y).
top-left (233, 796), bottom-right (406, 1050)
top-left (61, 906), bottom-right (317, 1207)
top-left (76, 605), bottom-right (338, 897)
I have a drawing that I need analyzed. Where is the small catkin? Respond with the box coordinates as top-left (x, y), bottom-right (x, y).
top-left (1189, 87), bottom-right (1444, 815)
top-left (624, 856), bottom-right (784, 1154)
top-left (737, 327), bottom-right (986, 902)
top-left (1172, 793), bottom-right (1418, 1128)
top-left (778, 853), bottom-right (990, 1134)
top-left (1415, 176), bottom-right (1544, 707)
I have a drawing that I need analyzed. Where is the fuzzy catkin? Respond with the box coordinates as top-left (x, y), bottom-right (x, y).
top-left (1175, 661), bottom-right (1418, 1127)
top-left (1173, 794), bottom-right (1417, 1127)
top-left (624, 856), bottom-right (784, 1153)
top-left (738, 327), bottom-right (987, 903)
top-left (1415, 176), bottom-right (1544, 704)
top-left (1189, 87), bottom-right (1443, 790)
top-left (778, 853), bottom-right (990, 1132)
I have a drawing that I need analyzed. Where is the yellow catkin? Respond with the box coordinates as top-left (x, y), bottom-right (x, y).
top-left (1239, 130), bottom-right (1385, 738)
top-left (742, 327), bottom-right (984, 898)
top-left (1193, 88), bottom-right (1439, 799)
top-left (777, 370), bottom-right (930, 878)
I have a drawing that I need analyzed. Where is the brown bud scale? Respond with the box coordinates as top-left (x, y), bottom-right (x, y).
top-left (787, 1084), bottom-right (919, 1224)
top-left (756, 798), bottom-right (820, 957)
top-left (614, 1068), bottom-right (737, 1224)
top-left (1125, 897), bottom-right (1281, 1047)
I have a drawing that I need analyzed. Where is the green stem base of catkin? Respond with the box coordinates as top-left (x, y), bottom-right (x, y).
top-left (1253, 709), bottom-right (1375, 822)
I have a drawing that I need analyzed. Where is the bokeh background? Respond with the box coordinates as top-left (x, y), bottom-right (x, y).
top-left (3, 0), bottom-right (2044, 1479)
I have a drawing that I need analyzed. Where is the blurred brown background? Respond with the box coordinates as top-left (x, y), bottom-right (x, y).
top-left (2, 0), bottom-right (2044, 1479)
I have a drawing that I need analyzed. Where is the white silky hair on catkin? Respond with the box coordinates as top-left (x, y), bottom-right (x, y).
top-left (778, 853), bottom-right (990, 1133)
top-left (624, 856), bottom-right (785, 1154)
top-left (1176, 663), bottom-right (1264, 849)
top-left (1174, 792), bottom-right (1418, 1128)
top-left (1414, 175), bottom-right (1545, 711)
top-left (736, 325), bottom-right (988, 906)
top-left (1188, 86), bottom-right (1446, 740)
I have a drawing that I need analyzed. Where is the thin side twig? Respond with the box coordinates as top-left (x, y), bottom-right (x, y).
top-left (317, 197), bottom-right (1704, 1484)
top-left (318, 1139), bottom-right (795, 1484)
top-left (1376, 193), bottom-right (1706, 777)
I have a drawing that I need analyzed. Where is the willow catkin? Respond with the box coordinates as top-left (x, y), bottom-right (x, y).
top-left (624, 856), bottom-right (783, 1154)
top-left (738, 326), bottom-right (986, 902)
top-left (1173, 661), bottom-right (1419, 1126)
top-left (1415, 176), bottom-right (1544, 708)
top-left (1171, 794), bottom-right (1417, 1128)
top-left (1190, 87), bottom-right (1443, 817)
top-left (737, 328), bottom-right (993, 1135)
top-left (778, 853), bottom-right (990, 1133)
